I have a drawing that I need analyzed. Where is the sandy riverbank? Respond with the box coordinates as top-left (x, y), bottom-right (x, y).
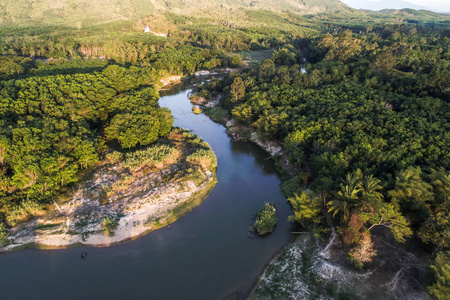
top-left (2, 129), bottom-right (217, 251)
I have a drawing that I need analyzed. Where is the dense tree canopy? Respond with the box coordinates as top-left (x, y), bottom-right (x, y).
top-left (0, 7), bottom-right (449, 297)
top-left (0, 64), bottom-right (173, 224)
top-left (199, 24), bottom-right (450, 271)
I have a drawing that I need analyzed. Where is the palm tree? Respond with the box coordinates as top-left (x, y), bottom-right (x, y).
top-left (389, 166), bottom-right (434, 213)
top-left (328, 172), bottom-right (361, 221)
top-left (358, 174), bottom-right (384, 212)
top-left (427, 168), bottom-right (450, 210)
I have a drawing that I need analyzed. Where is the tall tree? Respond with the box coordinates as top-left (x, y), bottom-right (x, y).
top-left (230, 77), bottom-right (245, 103)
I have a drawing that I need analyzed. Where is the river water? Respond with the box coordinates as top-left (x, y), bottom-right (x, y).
top-left (0, 82), bottom-right (294, 300)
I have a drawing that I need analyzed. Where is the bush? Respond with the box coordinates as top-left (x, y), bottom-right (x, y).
top-left (0, 223), bottom-right (9, 246)
top-left (106, 151), bottom-right (123, 164)
top-left (123, 144), bottom-right (178, 170)
top-left (6, 200), bottom-right (46, 227)
top-left (253, 203), bottom-right (277, 235)
top-left (186, 148), bottom-right (217, 169)
top-left (230, 54), bottom-right (242, 67)
top-left (192, 106), bottom-right (202, 114)
top-left (101, 216), bottom-right (119, 236)
top-left (111, 174), bottom-right (134, 192)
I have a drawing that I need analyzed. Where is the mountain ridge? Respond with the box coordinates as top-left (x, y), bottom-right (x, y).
top-left (0, 0), bottom-right (349, 26)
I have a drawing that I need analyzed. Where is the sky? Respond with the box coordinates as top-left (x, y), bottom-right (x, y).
top-left (340, 0), bottom-right (450, 12)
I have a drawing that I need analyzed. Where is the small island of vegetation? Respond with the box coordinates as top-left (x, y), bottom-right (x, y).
top-left (251, 203), bottom-right (277, 235)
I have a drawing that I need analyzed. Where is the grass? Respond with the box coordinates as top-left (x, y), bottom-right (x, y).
top-left (111, 174), bottom-right (134, 193)
top-left (106, 151), bottom-right (124, 164)
top-left (186, 148), bottom-right (217, 170)
top-left (6, 200), bottom-right (47, 227)
top-left (123, 144), bottom-right (179, 170)
top-left (238, 49), bottom-right (274, 66)
top-left (98, 185), bottom-right (111, 205)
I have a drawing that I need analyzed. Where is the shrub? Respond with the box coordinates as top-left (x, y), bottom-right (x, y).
top-left (0, 223), bottom-right (9, 246)
top-left (101, 216), bottom-right (119, 236)
top-left (253, 203), bottom-right (277, 235)
top-left (6, 200), bottom-right (46, 227)
top-left (192, 106), bottom-right (202, 114)
top-left (123, 144), bottom-right (178, 170)
top-left (186, 148), bottom-right (217, 169)
top-left (106, 151), bottom-right (123, 164)
top-left (111, 174), bottom-right (135, 192)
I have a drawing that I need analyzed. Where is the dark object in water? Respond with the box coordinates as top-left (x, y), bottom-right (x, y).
top-left (81, 252), bottom-right (88, 259)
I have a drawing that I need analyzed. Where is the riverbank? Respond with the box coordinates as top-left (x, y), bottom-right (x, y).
top-left (1, 129), bottom-right (217, 251)
top-left (159, 68), bottom-right (245, 88)
top-left (248, 229), bottom-right (431, 300)
top-left (188, 87), bottom-right (432, 300)
top-left (189, 93), bottom-right (299, 178)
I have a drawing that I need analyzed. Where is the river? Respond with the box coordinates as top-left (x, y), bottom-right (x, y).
top-left (0, 82), bottom-right (295, 300)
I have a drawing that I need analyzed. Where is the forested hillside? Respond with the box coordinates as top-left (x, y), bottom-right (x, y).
top-left (0, 0), bottom-right (347, 26)
top-left (1, 0), bottom-right (447, 29)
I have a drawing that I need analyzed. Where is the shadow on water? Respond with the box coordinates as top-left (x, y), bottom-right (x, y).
top-left (230, 141), bottom-right (278, 175)
top-left (159, 74), bottom-right (226, 98)
top-left (160, 76), bottom-right (207, 97)
top-left (0, 81), bottom-right (294, 300)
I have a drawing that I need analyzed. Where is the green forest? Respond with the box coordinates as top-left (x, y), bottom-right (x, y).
top-left (0, 65), bottom-right (174, 225)
top-left (196, 22), bottom-right (450, 298)
top-left (0, 0), bottom-right (449, 298)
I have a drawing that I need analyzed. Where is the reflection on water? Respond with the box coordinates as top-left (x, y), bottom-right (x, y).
top-left (230, 141), bottom-right (278, 175)
top-left (159, 75), bottom-right (221, 97)
top-left (0, 85), bottom-right (294, 300)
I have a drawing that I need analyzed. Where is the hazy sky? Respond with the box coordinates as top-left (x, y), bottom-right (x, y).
top-left (406, 0), bottom-right (450, 11)
top-left (340, 0), bottom-right (450, 12)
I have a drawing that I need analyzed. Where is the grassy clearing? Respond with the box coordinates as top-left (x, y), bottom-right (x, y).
top-left (238, 49), bottom-right (274, 66)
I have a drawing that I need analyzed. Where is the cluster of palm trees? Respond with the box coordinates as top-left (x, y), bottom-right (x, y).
top-left (327, 169), bottom-right (412, 266)
top-left (328, 170), bottom-right (384, 221)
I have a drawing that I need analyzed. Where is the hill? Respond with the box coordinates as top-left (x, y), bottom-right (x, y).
top-left (0, 0), bottom-right (348, 26)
